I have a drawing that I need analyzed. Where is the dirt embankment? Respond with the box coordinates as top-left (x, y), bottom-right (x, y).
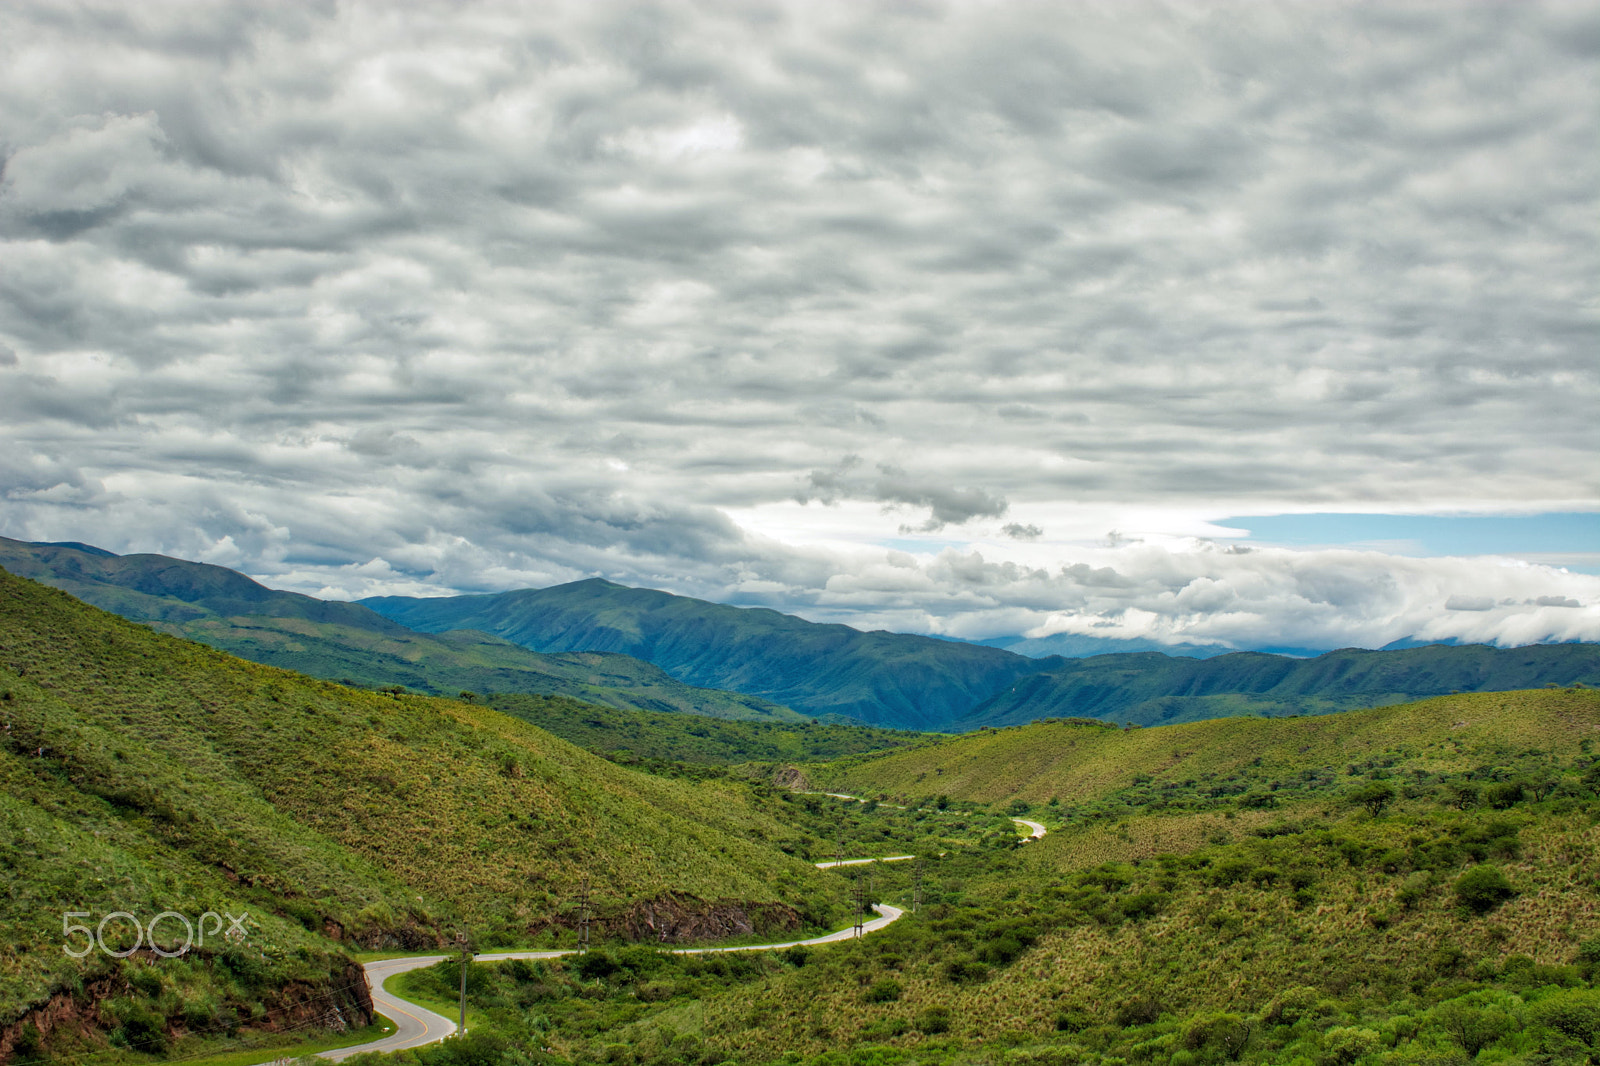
top-left (0, 953), bottom-right (372, 1066)
top-left (771, 765), bottom-right (812, 790)
top-left (528, 894), bottom-right (805, 945)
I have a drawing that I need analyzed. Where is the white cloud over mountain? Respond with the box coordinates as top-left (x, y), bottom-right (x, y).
top-left (1, 1), bottom-right (1595, 649)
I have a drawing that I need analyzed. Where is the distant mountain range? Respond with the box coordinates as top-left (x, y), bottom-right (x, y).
top-left (0, 537), bottom-right (800, 721)
top-left (364, 578), bottom-right (1037, 731)
top-left (362, 576), bottom-right (1600, 730)
top-left (4, 536), bottom-right (1597, 732)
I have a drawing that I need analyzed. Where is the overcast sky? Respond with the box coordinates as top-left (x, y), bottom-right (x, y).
top-left (2, 0), bottom-right (1597, 652)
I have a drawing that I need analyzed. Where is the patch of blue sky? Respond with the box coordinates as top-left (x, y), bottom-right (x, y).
top-left (1217, 512), bottom-right (1600, 572)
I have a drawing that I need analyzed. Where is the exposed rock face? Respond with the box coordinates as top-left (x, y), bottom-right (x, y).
top-left (528, 894), bottom-right (804, 946)
top-left (353, 922), bottom-right (445, 951)
top-left (0, 953), bottom-right (373, 1066)
top-left (614, 896), bottom-right (803, 944)
top-left (772, 764), bottom-right (812, 791)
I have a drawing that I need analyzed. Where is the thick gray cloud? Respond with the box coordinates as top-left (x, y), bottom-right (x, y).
top-left (0, 0), bottom-right (1596, 649)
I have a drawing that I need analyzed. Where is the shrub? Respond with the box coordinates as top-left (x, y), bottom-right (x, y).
top-left (1055, 1009), bottom-right (1091, 1033)
top-left (575, 951), bottom-right (620, 980)
top-left (1211, 859), bottom-right (1254, 887)
top-left (863, 978), bottom-right (902, 1003)
top-left (1350, 781), bottom-right (1396, 816)
top-left (1320, 1027), bottom-right (1380, 1065)
top-left (1181, 1012), bottom-right (1251, 1058)
top-left (916, 1006), bottom-right (952, 1034)
top-left (1483, 781), bottom-right (1524, 809)
top-left (1395, 871), bottom-right (1431, 910)
top-left (1454, 865), bottom-right (1516, 914)
top-left (1527, 988), bottom-right (1600, 1050)
top-left (1114, 995), bottom-right (1163, 1027)
top-left (943, 957), bottom-right (987, 983)
top-left (1262, 986), bottom-right (1321, 1026)
top-left (1120, 891), bottom-right (1167, 921)
top-left (1429, 991), bottom-right (1523, 1056)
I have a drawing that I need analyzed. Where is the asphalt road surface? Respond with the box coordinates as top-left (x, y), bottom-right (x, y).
top-left (318, 904), bottom-right (905, 1061)
top-left (317, 796), bottom-right (1045, 1061)
top-left (1014, 818), bottom-right (1048, 839)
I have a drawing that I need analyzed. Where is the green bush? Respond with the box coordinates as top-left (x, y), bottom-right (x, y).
top-left (1319, 1026), bottom-right (1379, 1065)
top-left (1483, 781), bottom-right (1524, 809)
top-left (916, 1006), bottom-right (952, 1034)
top-left (1528, 988), bottom-right (1600, 1050)
top-left (1454, 865), bottom-right (1516, 914)
top-left (863, 978), bottom-right (902, 1003)
top-left (1350, 781), bottom-right (1395, 816)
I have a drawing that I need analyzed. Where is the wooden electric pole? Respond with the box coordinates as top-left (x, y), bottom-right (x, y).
top-left (577, 875), bottom-right (591, 954)
top-left (913, 856), bottom-right (924, 913)
top-left (453, 932), bottom-right (475, 1033)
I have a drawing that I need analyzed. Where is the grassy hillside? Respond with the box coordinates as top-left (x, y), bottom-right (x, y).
top-left (362, 579), bottom-right (1045, 730)
top-left (956, 645), bottom-right (1600, 728)
top-left (363, 578), bottom-right (1600, 733)
top-left (0, 537), bottom-right (800, 721)
top-left (0, 569), bottom-right (847, 1061)
top-left (488, 693), bottom-right (935, 768)
top-left (820, 688), bottom-right (1600, 807)
top-left (353, 690), bottom-right (1600, 1066)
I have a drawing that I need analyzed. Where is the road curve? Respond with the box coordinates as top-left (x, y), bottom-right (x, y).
top-left (814, 854), bottom-right (914, 869)
top-left (1013, 818), bottom-right (1047, 840)
top-left (319, 794), bottom-right (1006, 1061)
top-left (319, 905), bottom-right (904, 1061)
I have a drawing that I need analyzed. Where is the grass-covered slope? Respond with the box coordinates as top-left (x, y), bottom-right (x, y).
top-left (956, 644), bottom-right (1600, 729)
top-left (382, 689), bottom-right (1600, 1066)
top-left (0, 568), bottom-right (847, 1054)
top-left (0, 537), bottom-right (800, 721)
top-left (821, 688), bottom-right (1600, 807)
top-left (363, 577), bottom-right (1600, 732)
top-left (363, 579), bottom-right (1047, 730)
top-left (489, 693), bottom-right (936, 767)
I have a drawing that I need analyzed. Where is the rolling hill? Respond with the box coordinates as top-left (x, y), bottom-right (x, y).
top-left (0, 537), bottom-right (800, 721)
top-left (488, 692), bottom-right (935, 767)
top-left (955, 642), bottom-right (1600, 728)
top-left (817, 685), bottom-right (1600, 809)
top-left (399, 687), bottom-right (1600, 1066)
top-left (363, 578), bottom-right (1045, 730)
top-left (364, 578), bottom-right (1600, 730)
top-left (0, 568), bottom-right (846, 1059)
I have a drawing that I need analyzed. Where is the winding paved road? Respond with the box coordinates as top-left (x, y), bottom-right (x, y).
top-left (319, 904), bottom-right (905, 1061)
top-left (316, 795), bottom-right (1046, 1062)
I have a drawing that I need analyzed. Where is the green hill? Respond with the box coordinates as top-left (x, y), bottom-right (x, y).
top-left (956, 644), bottom-right (1600, 728)
top-left (0, 537), bottom-right (800, 721)
top-left (377, 688), bottom-right (1600, 1066)
top-left (363, 579), bottom-right (1600, 732)
top-left (488, 692), bottom-right (936, 768)
top-left (819, 687), bottom-right (1600, 808)
top-left (363, 579), bottom-right (1049, 729)
top-left (0, 569), bottom-right (845, 1061)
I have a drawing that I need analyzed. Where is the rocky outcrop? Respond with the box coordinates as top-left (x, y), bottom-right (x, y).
top-left (526, 894), bottom-right (804, 945)
top-left (772, 764), bottom-right (812, 790)
top-left (0, 952), bottom-right (372, 1066)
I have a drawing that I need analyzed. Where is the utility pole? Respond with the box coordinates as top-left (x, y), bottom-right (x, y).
top-left (577, 875), bottom-right (591, 955)
top-left (852, 873), bottom-right (865, 938)
top-left (453, 932), bottom-right (474, 1033)
top-left (913, 856), bottom-right (923, 913)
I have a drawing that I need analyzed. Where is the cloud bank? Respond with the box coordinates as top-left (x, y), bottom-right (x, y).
top-left (0, 1), bottom-right (1595, 650)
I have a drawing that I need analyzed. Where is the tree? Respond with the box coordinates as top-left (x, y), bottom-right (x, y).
top-left (1351, 780), bottom-right (1396, 816)
top-left (1455, 865), bottom-right (1516, 914)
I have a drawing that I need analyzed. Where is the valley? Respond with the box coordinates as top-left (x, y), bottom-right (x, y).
top-left (0, 554), bottom-right (1596, 1066)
